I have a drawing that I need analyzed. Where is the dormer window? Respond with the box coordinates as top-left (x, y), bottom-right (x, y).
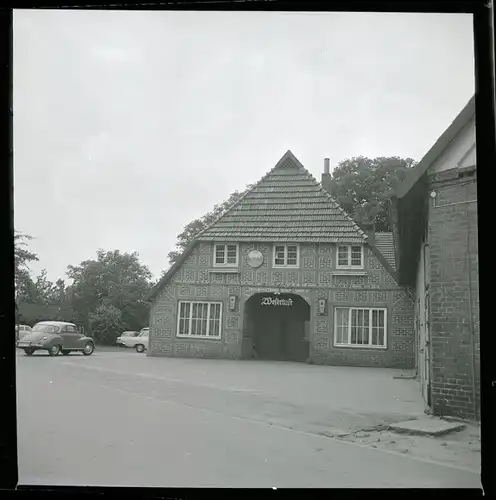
top-left (273, 244), bottom-right (299, 268)
top-left (337, 245), bottom-right (364, 269)
top-left (214, 243), bottom-right (239, 267)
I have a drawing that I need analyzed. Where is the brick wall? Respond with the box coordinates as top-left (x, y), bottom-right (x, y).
top-left (428, 171), bottom-right (479, 420)
top-left (149, 242), bottom-right (415, 369)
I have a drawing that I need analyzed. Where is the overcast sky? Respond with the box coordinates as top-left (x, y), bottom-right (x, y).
top-left (13, 10), bottom-right (474, 283)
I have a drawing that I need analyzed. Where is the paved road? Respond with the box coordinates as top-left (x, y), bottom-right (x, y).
top-left (16, 349), bottom-right (480, 488)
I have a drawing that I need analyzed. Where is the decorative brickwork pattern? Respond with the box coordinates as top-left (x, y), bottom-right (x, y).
top-left (271, 271), bottom-right (283, 285)
top-left (185, 254), bottom-right (197, 266)
top-left (384, 274), bottom-right (397, 285)
top-left (241, 271), bottom-right (254, 284)
top-left (226, 315), bottom-right (239, 329)
top-left (303, 257), bottom-right (316, 268)
top-left (211, 273), bottom-right (225, 285)
top-left (318, 256), bottom-right (332, 268)
top-left (151, 341), bottom-right (172, 354)
top-left (199, 255), bottom-right (210, 267)
top-left (183, 269), bottom-right (195, 283)
top-left (179, 285), bottom-right (193, 297)
top-left (303, 271), bottom-right (316, 286)
top-left (225, 330), bottom-right (239, 343)
top-left (175, 343), bottom-right (188, 355)
top-left (199, 243), bottom-right (211, 253)
top-left (319, 244), bottom-right (332, 253)
top-left (367, 273), bottom-right (380, 286)
top-left (210, 285), bottom-right (223, 297)
top-left (353, 291), bottom-right (368, 302)
top-left (195, 286), bottom-right (208, 297)
top-left (372, 291), bottom-right (387, 302)
top-left (315, 320), bottom-right (328, 334)
top-left (255, 271), bottom-right (268, 285)
top-left (368, 256), bottom-right (384, 270)
top-left (351, 276), bottom-right (366, 287)
top-left (314, 336), bottom-right (330, 350)
top-left (226, 274), bottom-right (240, 285)
top-left (170, 271), bottom-right (182, 284)
top-left (316, 289), bottom-right (329, 300)
top-left (333, 290), bottom-right (349, 302)
top-left (287, 271), bottom-right (300, 286)
top-left (319, 271), bottom-right (332, 287)
top-left (301, 244), bottom-right (317, 256)
top-left (197, 270), bottom-right (209, 284)
top-left (228, 286), bottom-right (241, 296)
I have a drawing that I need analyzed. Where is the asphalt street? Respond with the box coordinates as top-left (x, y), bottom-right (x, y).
top-left (16, 348), bottom-right (481, 488)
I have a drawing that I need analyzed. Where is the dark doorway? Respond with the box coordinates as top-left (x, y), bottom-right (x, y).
top-left (243, 293), bottom-right (310, 362)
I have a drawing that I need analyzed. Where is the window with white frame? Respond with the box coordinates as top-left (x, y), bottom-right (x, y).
top-left (177, 301), bottom-right (222, 339)
top-left (337, 245), bottom-right (364, 268)
top-left (214, 243), bottom-right (238, 267)
top-left (334, 307), bottom-right (387, 347)
top-left (273, 244), bottom-right (299, 267)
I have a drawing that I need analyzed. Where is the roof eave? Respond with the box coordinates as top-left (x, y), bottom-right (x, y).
top-left (393, 94), bottom-right (475, 200)
top-left (148, 241), bottom-right (199, 302)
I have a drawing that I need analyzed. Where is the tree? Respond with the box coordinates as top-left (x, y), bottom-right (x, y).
top-left (67, 249), bottom-right (153, 341)
top-left (88, 304), bottom-right (124, 345)
top-left (329, 156), bottom-right (416, 232)
top-left (14, 231), bottom-right (38, 300)
top-left (167, 184), bottom-right (254, 266)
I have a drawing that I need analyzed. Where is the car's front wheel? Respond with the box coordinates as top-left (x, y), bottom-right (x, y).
top-left (24, 348), bottom-right (35, 356)
top-left (82, 342), bottom-right (94, 356)
top-left (135, 344), bottom-right (145, 353)
top-left (48, 344), bottom-right (61, 356)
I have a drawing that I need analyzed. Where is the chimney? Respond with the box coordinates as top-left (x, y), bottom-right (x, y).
top-left (321, 158), bottom-right (331, 193)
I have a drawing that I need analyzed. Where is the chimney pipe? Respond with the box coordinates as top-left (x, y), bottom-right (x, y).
top-left (321, 157), bottom-right (332, 193)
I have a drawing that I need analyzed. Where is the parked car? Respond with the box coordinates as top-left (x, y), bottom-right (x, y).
top-left (16, 321), bottom-right (95, 357)
top-left (116, 331), bottom-right (139, 347)
top-left (16, 324), bottom-right (32, 340)
top-left (135, 327), bottom-right (149, 353)
top-left (115, 327), bottom-right (149, 353)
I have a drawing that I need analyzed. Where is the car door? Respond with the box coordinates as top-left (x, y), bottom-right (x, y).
top-left (60, 325), bottom-right (79, 349)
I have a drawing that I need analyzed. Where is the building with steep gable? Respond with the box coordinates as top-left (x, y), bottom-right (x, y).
top-left (390, 95), bottom-right (479, 419)
top-left (148, 151), bottom-right (415, 367)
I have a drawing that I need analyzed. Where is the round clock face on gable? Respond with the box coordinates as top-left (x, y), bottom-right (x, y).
top-left (246, 250), bottom-right (264, 268)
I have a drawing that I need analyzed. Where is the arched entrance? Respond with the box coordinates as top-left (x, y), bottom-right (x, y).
top-left (243, 293), bottom-right (310, 362)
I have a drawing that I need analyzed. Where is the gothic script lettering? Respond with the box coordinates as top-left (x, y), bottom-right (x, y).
top-left (260, 297), bottom-right (293, 307)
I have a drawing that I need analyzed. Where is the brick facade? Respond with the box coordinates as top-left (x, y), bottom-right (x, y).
top-left (427, 169), bottom-right (479, 420)
top-left (149, 242), bottom-right (415, 369)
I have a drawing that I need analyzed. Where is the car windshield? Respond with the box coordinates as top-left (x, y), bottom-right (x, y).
top-left (139, 329), bottom-right (149, 337)
top-left (33, 324), bottom-right (60, 333)
top-left (122, 332), bottom-right (136, 337)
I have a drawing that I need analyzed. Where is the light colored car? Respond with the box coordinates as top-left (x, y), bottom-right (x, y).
top-left (16, 321), bottom-right (95, 357)
top-left (116, 331), bottom-right (139, 347)
top-left (116, 327), bottom-right (149, 353)
top-left (16, 324), bottom-right (32, 340)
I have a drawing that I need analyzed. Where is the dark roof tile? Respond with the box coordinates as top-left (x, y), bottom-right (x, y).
top-left (196, 150), bottom-right (367, 244)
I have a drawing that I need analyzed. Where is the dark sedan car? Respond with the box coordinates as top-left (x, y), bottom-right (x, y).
top-left (16, 321), bottom-right (95, 356)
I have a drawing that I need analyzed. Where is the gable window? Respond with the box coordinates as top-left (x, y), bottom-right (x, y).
top-left (214, 244), bottom-right (239, 267)
top-left (334, 307), bottom-right (387, 348)
top-left (273, 244), bottom-right (299, 268)
top-left (337, 245), bottom-right (364, 268)
top-left (177, 301), bottom-right (222, 339)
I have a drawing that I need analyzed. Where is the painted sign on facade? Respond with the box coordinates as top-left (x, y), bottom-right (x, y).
top-left (261, 296), bottom-right (293, 307)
